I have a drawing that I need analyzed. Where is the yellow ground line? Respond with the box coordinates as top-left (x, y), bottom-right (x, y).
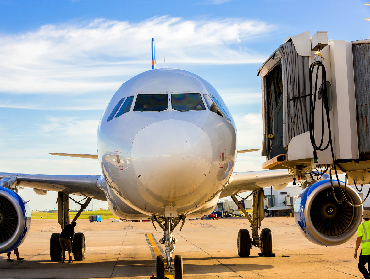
top-left (147, 233), bottom-right (174, 279)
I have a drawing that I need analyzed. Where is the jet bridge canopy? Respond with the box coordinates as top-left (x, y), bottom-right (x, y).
top-left (258, 31), bottom-right (370, 185)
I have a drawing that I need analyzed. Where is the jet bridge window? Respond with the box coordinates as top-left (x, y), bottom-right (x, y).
top-left (134, 94), bottom-right (168, 112)
top-left (171, 93), bottom-right (206, 112)
top-left (115, 96), bottom-right (134, 118)
top-left (107, 98), bottom-right (125, 122)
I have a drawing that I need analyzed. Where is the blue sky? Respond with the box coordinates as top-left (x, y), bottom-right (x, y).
top-left (0, 0), bottom-right (368, 210)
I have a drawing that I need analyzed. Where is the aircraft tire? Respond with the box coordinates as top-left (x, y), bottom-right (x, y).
top-left (237, 229), bottom-right (251, 257)
top-left (50, 233), bottom-right (62, 261)
top-left (260, 228), bottom-right (273, 256)
top-left (156, 255), bottom-right (165, 279)
top-left (174, 255), bottom-right (183, 279)
top-left (72, 232), bottom-right (86, 261)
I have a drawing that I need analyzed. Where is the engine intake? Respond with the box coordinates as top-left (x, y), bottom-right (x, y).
top-left (0, 186), bottom-right (31, 253)
top-left (294, 180), bottom-right (362, 246)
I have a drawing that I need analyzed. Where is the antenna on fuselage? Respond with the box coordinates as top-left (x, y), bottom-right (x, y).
top-left (151, 38), bottom-right (156, 69)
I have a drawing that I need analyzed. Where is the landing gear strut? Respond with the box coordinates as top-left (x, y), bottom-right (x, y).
top-left (152, 215), bottom-right (186, 279)
top-left (50, 192), bottom-right (91, 262)
top-left (232, 188), bottom-right (274, 257)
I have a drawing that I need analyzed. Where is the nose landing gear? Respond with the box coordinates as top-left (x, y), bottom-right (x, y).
top-left (152, 215), bottom-right (185, 279)
top-left (232, 188), bottom-right (275, 258)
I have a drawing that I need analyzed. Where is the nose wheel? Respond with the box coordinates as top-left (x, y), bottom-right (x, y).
top-left (156, 256), bottom-right (165, 279)
top-left (152, 215), bottom-right (186, 279)
top-left (174, 255), bottom-right (183, 279)
top-left (156, 254), bottom-right (183, 279)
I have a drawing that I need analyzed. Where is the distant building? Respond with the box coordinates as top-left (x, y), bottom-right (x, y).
top-left (262, 185), bottom-right (301, 217)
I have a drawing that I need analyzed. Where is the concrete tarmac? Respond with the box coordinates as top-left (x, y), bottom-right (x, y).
top-left (0, 217), bottom-right (363, 279)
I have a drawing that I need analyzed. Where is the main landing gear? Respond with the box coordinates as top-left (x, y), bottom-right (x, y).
top-left (232, 189), bottom-right (275, 258)
top-left (50, 192), bottom-right (91, 262)
top-left (152, 215), bottom-right (186, 279)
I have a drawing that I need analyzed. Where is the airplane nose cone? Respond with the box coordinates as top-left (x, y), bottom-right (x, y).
top-left (131, 119), bottom-right (212, 199)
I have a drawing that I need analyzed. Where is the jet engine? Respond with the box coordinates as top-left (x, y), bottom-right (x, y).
top-left (0, 186), bottom-right (31, 253)
top-left (294, 179), bottom-right (362, 246)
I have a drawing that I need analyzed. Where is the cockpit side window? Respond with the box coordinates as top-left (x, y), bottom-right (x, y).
top-left (107, 98), bottom-right (125, 122)
top-left (203, 94), bottom-right (213, 110)
top-left (171, 93), bottom-right (206, 112)
top-left (203, 94), bottom-right (226, 118)
top-left (115, 96), bottom-right (134, 118)
top-left (134, 94), bottom-right (168, 112)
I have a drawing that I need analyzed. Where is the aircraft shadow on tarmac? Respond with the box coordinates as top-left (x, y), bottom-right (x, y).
top-left (0, 257), bottom-right (274, 278)
top-left (184, 256), bottom-right (261, 260)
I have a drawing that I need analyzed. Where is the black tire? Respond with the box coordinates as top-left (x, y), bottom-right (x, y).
top-left (72, 232), bottom-right (86, 261)
top-left (260, 228), bottom-right (273, 256)
top-left (237, 229), bottom-right (251, 257)
top-left (156, 255), bottom-right (165, 279)
top-left (174, 255), bottom-right (183, 279)
top-left (50, 233), bottom-right (62, 261)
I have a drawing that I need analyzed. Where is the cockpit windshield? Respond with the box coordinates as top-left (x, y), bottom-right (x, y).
top-left (115, 96), bottom-right (134, 118)
top-left (134, 94), bottom-right (168, 112)
top-left (203, 94), bottom-right (230, 121)
top-left (107, 98), bottom-right (125, 122)
top-left (171, 93), bottom-right (205, 112)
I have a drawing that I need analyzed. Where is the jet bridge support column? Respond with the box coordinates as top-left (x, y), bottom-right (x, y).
top-left (58, 192), bottom-right (69, 230)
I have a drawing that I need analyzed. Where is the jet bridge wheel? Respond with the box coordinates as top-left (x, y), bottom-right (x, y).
top-left (72, 232), bottom-right (86, 261)
top-left (237, 229), bottom-right (251, 257)
top-left (50, 233), bottom-right (62, 261)
top-left (260, 228), bottom-right (274, 257)
top-left (174, 255), bottom-right (183, 279)
top-left (156, 255), bottom-right (165, 279)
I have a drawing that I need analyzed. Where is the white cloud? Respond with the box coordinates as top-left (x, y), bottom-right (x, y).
top-left (0, 101), bottom-right (105, 111)
top-left (219, 90), bottom-right (261, 106)
top-left (40, 116), bottom-right (99, 139)
top-left (235, 113), bottom-right (263, 148)
top-left (232, 112), bottom-right (265, 171)
top-left (0, 16), bottom-right (275, 94)
top-left (234, 152), bottom-right (266, 172)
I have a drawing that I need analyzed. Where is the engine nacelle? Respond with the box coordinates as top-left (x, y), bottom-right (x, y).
top-left (0, 187), bottom-right (31, 253)
top-left (294, 179), bottom-right (362, 246)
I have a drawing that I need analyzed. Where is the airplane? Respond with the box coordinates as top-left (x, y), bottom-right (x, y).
top-left (0, 41), bottom-right (363, 279)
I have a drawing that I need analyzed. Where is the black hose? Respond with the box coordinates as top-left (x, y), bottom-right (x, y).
top-left (308, 60), bottom-right (362, 206)
top-left (309, 61), bottom-right (331, 160)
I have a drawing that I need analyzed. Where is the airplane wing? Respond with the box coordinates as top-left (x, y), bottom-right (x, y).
top-left (236, 149), bottom-right (260, 154)
top-left (0, 172), bottom-right (106, 201)
top-left (49, 153), bottom-right (98, 159)
top-left (220, 170), bottom-right (293, 198)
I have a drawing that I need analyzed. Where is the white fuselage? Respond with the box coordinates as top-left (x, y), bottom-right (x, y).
top-left (97, 69), bottom-right (236, 218)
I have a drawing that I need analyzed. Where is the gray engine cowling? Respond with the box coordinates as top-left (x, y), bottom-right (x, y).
top-left (294, 179), bottom-right (362, 246)
top-left (0, 187), bottom-right (31, 253)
